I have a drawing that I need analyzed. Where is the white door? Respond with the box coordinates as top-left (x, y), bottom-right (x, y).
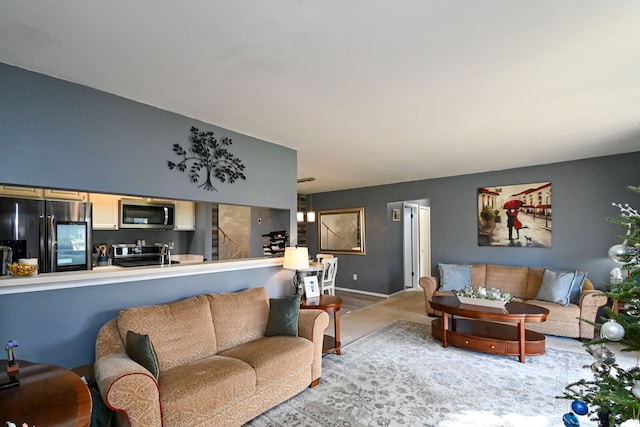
top-left (419, 206), bottom-right (431, 278)
top-left (403, 203), bottom-right (420, 288)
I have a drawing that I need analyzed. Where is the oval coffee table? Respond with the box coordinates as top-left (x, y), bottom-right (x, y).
top-left (429, 295), bottom-right (549, 363)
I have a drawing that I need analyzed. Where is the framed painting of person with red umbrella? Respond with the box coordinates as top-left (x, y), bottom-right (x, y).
top-left (478, 181), bottom-right (552, 247)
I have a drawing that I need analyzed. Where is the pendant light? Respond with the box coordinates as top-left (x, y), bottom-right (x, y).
top-left (306, 193), bottom-right (315, 223)
top-left (297, 177), bottom-right (316, 223)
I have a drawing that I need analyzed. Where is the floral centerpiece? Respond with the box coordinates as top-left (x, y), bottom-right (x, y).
top-left (454, 285), bottom-right (513, 308)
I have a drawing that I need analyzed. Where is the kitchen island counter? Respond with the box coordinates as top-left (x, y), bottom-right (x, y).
top-left (0, 257), bottom-right (284, 295)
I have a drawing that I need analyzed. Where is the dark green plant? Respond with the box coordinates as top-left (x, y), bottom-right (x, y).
top-left (168, 126), bottom-right (246, 191)
top-left (480, 205), bottom-right (496, 222)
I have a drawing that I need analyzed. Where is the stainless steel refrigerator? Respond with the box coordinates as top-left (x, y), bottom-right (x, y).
top-left (0, 197), bottom-right (92, 273)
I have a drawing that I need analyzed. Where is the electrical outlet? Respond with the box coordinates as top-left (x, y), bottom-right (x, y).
top-left (353, 274), bottom-right (358, 280)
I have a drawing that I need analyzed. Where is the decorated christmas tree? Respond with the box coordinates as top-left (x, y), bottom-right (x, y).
top-left (560, 185), bottom-right (640, 427)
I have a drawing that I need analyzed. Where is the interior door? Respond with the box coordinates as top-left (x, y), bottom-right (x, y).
top-left (419, 206), bottom-right (431, 279)
top-left (403, 203), bottom-right (420, 288)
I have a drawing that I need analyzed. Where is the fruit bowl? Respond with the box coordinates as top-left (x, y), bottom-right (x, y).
top-left (7, 263), bottom-right (38, 276)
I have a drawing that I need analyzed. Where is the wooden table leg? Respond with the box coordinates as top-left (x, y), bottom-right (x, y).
top-left (442, 312), bottom-right (449, 348)
top-left (335, 309), bottom-right (341, 355)
top-left (518, 320), bottom-right (526, 363)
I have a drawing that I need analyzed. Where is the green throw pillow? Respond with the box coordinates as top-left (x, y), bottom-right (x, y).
top-left (265, 294), bottom-right (301, 337)
top-left (126, 330), bottom-right (159, 378)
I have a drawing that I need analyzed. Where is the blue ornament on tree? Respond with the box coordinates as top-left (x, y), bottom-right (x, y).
top-left (563, 412), bottom-right (580, 426)
top-left (571, 400), bottom-right (589, 416)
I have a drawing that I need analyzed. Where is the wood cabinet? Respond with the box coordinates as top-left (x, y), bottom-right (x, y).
top-left (0, 185), bottom-right (44, 198)
top-left (0, 186), bottom-right (88, 201)
top-left (89, 193), bottom-right (120, 230)
top-left (174, 201), bottom-right (195, 230)
top-left (43, 189), bottom-right (88, 201)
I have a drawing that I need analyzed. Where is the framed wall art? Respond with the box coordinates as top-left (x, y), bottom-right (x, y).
top-left (318, 207), bottom-right (365, 255)
top-left (478, 181), bottom-right (552, 248)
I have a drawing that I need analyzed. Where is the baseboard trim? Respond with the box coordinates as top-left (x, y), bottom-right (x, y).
top-left (335, 287), bottom-right (389, 299)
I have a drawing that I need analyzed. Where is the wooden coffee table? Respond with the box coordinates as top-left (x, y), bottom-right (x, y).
top-left (429, 295), bottom-right (549, 363)
top-left (0, 360), bottom-right (92, 426)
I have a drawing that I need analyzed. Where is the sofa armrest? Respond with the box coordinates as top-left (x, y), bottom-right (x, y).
top-left (419, 276), bottom-right (439, 315)
top-left (298, 309), bottom-right (330, 386)
top-left (95, 320), bottom-right (162, 427)
top-left (578, 290), bottom-right (609, 339)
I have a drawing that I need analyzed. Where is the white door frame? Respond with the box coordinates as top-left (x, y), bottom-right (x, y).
top-left (419, 206), bottom-right (431, 279)
top-left (402, 203), bottom-right (431, 288)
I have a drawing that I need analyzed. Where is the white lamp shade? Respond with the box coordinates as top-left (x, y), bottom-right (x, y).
top-left (296, 212), bottom-right (305, 222)
top-left (283, 247), bottom-right (310, 270)
top-left (306, 211), bottom-right (316, 222)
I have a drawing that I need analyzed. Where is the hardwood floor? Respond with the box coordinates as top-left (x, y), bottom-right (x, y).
top-left (329, 288), bottom-right (429, 347)
top-left (335, 289), bottom-right (385, 314)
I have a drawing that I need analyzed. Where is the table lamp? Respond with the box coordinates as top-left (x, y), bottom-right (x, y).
top-left (283, 247), bottom-right (309, 294)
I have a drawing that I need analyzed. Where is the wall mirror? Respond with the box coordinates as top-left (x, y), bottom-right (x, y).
top-left (318, 207), bottom-right (365, 255)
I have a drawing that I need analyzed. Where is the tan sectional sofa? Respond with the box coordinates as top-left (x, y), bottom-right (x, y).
top-left (419, 264), bottom-right (608, 339)
top-left (94, 287), bottom-right (330, 427)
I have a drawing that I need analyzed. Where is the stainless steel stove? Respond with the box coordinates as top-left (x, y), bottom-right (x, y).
top-left (111, 244), bottom-right (178, 267)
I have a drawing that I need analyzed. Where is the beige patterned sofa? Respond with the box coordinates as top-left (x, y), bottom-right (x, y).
top-left (419, 264), bottom-right (608, 339)
top-left (94, 287), bottom-right (329, 427)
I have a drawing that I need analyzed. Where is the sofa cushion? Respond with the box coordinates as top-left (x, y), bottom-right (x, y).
top-left (535, 268), bottom-right (576, 306)
top-left (125, 331), bottom-right (159, 379)
top-left (220, 336), bottom-right (314, 388)
top-left (438, 263), bottom-right (471, 291)
top-left (485, 265), bottom-right (528, 298)
top-left (470, 264), bottom-right (487, 287)
top-left (265, 294), bottom-right (301, 337)
top-left (117, 294), bottom-right (216, 372)
top-left (524, 299), bottom-right (581, 338)
top-left (208, 287), bottom-right (270, 353)
top-left (526, 268), bottom-right (545, 300)
top-left (159, 355), bottom-right (256, 426)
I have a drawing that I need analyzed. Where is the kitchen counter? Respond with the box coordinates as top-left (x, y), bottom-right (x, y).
top-left (0, 257), bottom-right (284, 295)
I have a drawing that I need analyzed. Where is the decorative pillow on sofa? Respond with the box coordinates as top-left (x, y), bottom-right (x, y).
top-left (265, 294), bottom-right (301, 337)
top-left (535, 268), bottom-right (577, 306)
top-left (126, 330), bottom-right (159, 379)
top-left (569, 271), bottom-right (588, 305)
top-left (438, 263), bottom-right (472, 291)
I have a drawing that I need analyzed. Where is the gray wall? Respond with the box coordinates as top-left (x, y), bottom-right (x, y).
top-left (0, 62), bottom-right (297, 212)
top-left (307, 151), bottom-right (640, 295)
top-left (0, 63), bottom-right (299, 368)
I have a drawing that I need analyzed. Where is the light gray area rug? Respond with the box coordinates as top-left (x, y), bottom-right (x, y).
top-left (245, 320), bottom-right (600, 427)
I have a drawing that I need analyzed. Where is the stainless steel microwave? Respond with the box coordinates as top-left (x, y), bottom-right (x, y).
top-left (119, 199), bottom-right (175, 230)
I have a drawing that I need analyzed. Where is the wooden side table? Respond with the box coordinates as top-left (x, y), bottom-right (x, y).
top-left (301, 295), bottom-right (342, 355)
top-left (0, 360), bottom-right (92, 427)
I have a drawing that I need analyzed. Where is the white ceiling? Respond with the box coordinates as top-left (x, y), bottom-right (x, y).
top-left (1, 1), bottom-right (639, 193)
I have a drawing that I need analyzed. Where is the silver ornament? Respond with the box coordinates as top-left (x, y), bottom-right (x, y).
top-left (601, 319), bottom-right (625, 341)
top-left (632, 380), bottom-right (640, 399)
top-left (592, 345), bottom-right (616, 365)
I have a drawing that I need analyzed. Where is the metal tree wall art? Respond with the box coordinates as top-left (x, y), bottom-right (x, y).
top-left (168, 126), bottom-right (246, 191)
